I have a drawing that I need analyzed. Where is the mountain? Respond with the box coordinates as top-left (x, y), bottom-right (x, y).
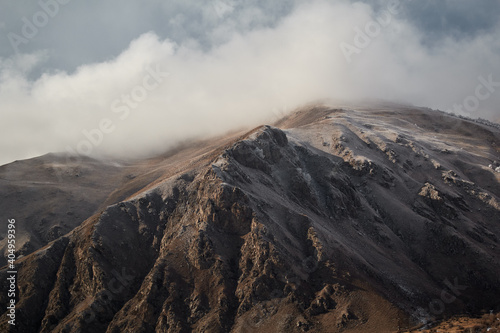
top-left (1, 103), bottom-right (499, 332)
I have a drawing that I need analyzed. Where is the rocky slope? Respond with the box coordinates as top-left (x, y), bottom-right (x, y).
top-left (1, 103), bottom-right (499, 332)
top-left (0, 154), bottom-right (126, 267)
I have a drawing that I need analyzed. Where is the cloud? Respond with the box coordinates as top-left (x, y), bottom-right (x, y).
top-left (0, 0), bottom-right (499, 165)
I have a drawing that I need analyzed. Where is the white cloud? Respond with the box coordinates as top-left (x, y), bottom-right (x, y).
top-left (0, 0), bottom-right (499, 165)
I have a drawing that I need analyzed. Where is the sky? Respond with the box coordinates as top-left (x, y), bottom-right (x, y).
top-left (0, 0), bottom-right (499, 165)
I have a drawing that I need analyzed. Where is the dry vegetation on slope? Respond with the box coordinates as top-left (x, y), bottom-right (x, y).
top-left (1, 104), bottom-right (499, 332)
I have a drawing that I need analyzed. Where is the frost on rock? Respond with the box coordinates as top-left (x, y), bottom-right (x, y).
top-left (488, 161), bottom-right (500, 173)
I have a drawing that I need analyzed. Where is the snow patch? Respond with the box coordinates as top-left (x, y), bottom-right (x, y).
top-left (296, 167), bottom-right (312, 184)
top-left (254, 147), bottom-right (265, 159)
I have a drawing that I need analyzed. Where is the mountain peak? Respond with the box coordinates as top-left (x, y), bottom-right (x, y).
top-left (1, 104), bottom-right (499, 332)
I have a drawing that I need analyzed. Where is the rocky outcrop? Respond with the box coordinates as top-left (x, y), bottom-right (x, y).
top-left (1, 105), bottom-right (499, 332)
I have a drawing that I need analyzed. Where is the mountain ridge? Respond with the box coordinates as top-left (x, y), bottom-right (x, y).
top-left (1, 104), bottom-right (499, 332)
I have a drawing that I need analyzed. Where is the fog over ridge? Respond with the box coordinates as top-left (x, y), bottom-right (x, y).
top-left (0, 0), bottom-right (499, 165)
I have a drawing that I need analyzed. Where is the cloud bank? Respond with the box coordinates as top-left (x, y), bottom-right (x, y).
top-left (1, 0), bottom-right (499, 165)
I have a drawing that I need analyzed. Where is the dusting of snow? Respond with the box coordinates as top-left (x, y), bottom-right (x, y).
top-left (254, 147), bottom-right (265, 159)
top-left (296, 167), bottom-right (312, 184)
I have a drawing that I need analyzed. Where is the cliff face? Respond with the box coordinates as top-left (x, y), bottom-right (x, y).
top-left (1, 104), bottom-right (500, 332)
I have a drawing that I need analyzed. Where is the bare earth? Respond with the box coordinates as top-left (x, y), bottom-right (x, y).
top-left (1, 103), bottom-right (499, 332)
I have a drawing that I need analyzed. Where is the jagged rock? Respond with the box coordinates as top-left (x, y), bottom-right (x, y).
top-left (419, 183), bottom-right (442, 201)
top-left (1, 104), bottom-right (499, 332)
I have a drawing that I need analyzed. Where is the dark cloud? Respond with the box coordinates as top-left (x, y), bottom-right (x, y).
top-left (0, 0), bottom-right (498, 165)
top-left (0, 0), bottom-right (300, 75)
top-left (402, 0), bottom-right (500, 40)
top-left (2, 0), bottom-right (498, 73)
